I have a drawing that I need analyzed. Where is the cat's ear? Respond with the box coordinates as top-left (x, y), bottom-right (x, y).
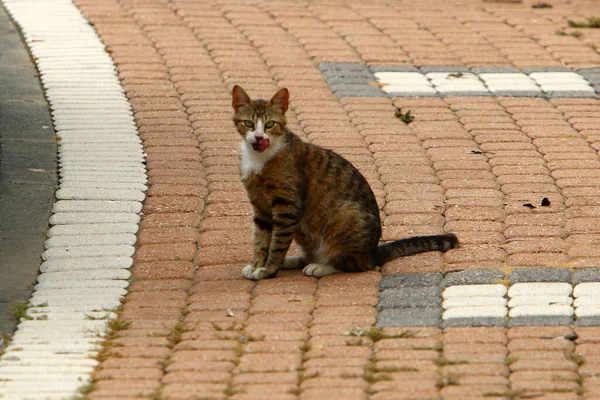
top-left (270, 88), bottom-right (289, 114)
top-left (232, 85), bottom-right (252, 111)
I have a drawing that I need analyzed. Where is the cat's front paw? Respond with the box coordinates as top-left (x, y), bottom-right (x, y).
top-left (303, 263), bottom-right (339, 278)
top-left (241, 265), bottom-right (277, 280)
top-left (242, 264), bottom-right (255, 279)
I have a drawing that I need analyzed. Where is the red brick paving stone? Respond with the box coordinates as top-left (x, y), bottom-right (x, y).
top-left (72, 0), bottom-right (600, 399)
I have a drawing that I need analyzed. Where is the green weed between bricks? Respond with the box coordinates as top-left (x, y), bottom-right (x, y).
top-left (394, 107), bottom-right (414, 124)
top-left (568, 16), bottom-right (600, 28)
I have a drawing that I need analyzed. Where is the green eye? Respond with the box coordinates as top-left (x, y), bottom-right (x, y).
top-left (265, 121), bottom-right (275, 129)
top-left (243, 120), bottom-right (254, 128)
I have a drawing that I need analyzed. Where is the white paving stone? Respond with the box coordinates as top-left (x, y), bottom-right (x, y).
top-left (427, 72), bottom-right (488, 92)
top-left (47, 223), bottom-right (139, 236)
top-left (37, 269), bottom-right (131, 282)
top-left (374, 72), bottom-right (436, 94)
top-left (59, 181), bottom-right (147, 191)
top-left (52, 200), bottom-right (142, 214)
top-left (508, 295), bottom-right (573, 307)
top-left (442, 284), bottom-right (508, 299)
top-left (508, 282), bottom-right (572, 297)
top-left (35, 280), bottom-right (129, 290)
top-left (42, 244), bottom-right (135, 260)
top-left (45, 233), bottom-right (136, 248)
top-left (442, 296), bottom-right (507, 308)
top-left (574, 297), bottom-right (600, 307)
top-left (509, 305), bottom-right (574, 317)
top-left (575, 305), bottom-right (600, 317)
top-left (573, 282), bottom-right (600, 297)
top-left (443, 306), bottom-right (508, 319)
top-left (479, 72), bottom-right (542, 92)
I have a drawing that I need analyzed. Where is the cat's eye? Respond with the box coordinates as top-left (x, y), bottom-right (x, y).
top-left (265, 121), bottom-right (275, 129)
top-left (243, 120), bottom-right (254, 128)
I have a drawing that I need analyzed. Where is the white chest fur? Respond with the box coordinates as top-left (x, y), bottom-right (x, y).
top-left (239, 140), bottom-right (282, 179)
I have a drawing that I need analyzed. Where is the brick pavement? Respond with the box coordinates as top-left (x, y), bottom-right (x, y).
top-left (65, 0), bottom-right (600, 398)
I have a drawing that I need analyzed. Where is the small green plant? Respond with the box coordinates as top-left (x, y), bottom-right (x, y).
top-left (346, 326), bottom-right (418, 342)
top-left (483, 389), bottom-right (527, 399)
top-left (568, 16), bottom-right (600, 28)
top-left (84, 314), bottom-right (109, 320)
top-left (436, 375), bottom-right (459, 389)
top-left (345, 338), bottom-right (364, 346)
top-left (434, 357), bottom-right (469, 367)
top-left (167, 322), bottom-right (185, 348)
top-left (394, 107), bottom-right (414, 124)
top-left (9, 303), bottom-right (31, 320)
top-left (567, 352), bottom-right (586, 366)
top-left (106, 318), bottom-right (131, 334)
top-left (504, 355), bottom-right (520, 366)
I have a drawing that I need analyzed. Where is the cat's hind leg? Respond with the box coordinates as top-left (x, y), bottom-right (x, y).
top-left (303, 263), bottom-right (340, 277)
top-left (282, 256), bottom-right (308, 270)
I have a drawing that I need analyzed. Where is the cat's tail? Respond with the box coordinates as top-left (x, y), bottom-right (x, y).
top-left (374, 233), bottom-right (459, 266)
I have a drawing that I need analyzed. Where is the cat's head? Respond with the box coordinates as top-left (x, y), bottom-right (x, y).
top-left (231, 85), bottom-right (288, 154)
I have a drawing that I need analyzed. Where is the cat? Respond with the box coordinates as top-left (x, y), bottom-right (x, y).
top-left (231, 85), bottom-right (459, 280)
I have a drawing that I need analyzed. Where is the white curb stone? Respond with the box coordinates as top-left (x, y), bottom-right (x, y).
top-left (47, 223), bottom-right (139, 236)
top-left (0, 0), bottom-right (145, 398)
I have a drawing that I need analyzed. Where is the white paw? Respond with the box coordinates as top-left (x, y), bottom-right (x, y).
top-left (242, 264), bottom-right (255, 279)
top-left (302, 263), bottom-right (339, 278)
top-left (242, 265), bottom-right (274, 280)
top-left (282, 256), bottom-right (305, 269)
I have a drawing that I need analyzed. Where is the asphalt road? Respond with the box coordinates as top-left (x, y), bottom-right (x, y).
top-left (0, 4), bottom-right (57, 340)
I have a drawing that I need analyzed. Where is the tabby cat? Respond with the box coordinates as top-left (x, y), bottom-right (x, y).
top-left (231, 85), bottom-right (458, 280)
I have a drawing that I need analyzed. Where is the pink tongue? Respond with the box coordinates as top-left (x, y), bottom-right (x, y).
top-left (257, 138), bottom-right (270, 150)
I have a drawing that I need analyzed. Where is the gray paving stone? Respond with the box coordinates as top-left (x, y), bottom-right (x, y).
top-left (318, 62), bottom-right (370, 73)
top-left (573, 268), bottom-right (600, 284)
top-left (522, 66), bottom-right (572, 73)
top-left (385, 91), bottom-right (439, 98)
top-left (420, 66), bottom-right (470, 73)
top-left (575, 316), bottom-right (600, 327)
top-left (377, 307), bottom-right (441, 328)
top-left (438, 90), bottom-right (491, 97)
top-left (441, 269), bottom-right (505, 288)
top-left (471, 67), bottom-right (521, 74)
top-left (369, 65), bottom-right (419, 73)
top-left (545, 90), bottom-right (598, 98)
top-left (378, 286), bottom-right (441, 310)
top-left (491, 90), bottom-right (543, 97)
top-left (442, 317), bottom-right (506, 328)
top-left (323, 75), bottom-right (373, 84)
top-left (509, 267), bottom-right (571, 284)
top-left (329, 83), bottom-right (383, 95)
top-left (508, 315), bottom-right (574, 327)
top-left (379, 273), bottom-right (443, 290)
top-left (334, 89), bottom-right (386, 98)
